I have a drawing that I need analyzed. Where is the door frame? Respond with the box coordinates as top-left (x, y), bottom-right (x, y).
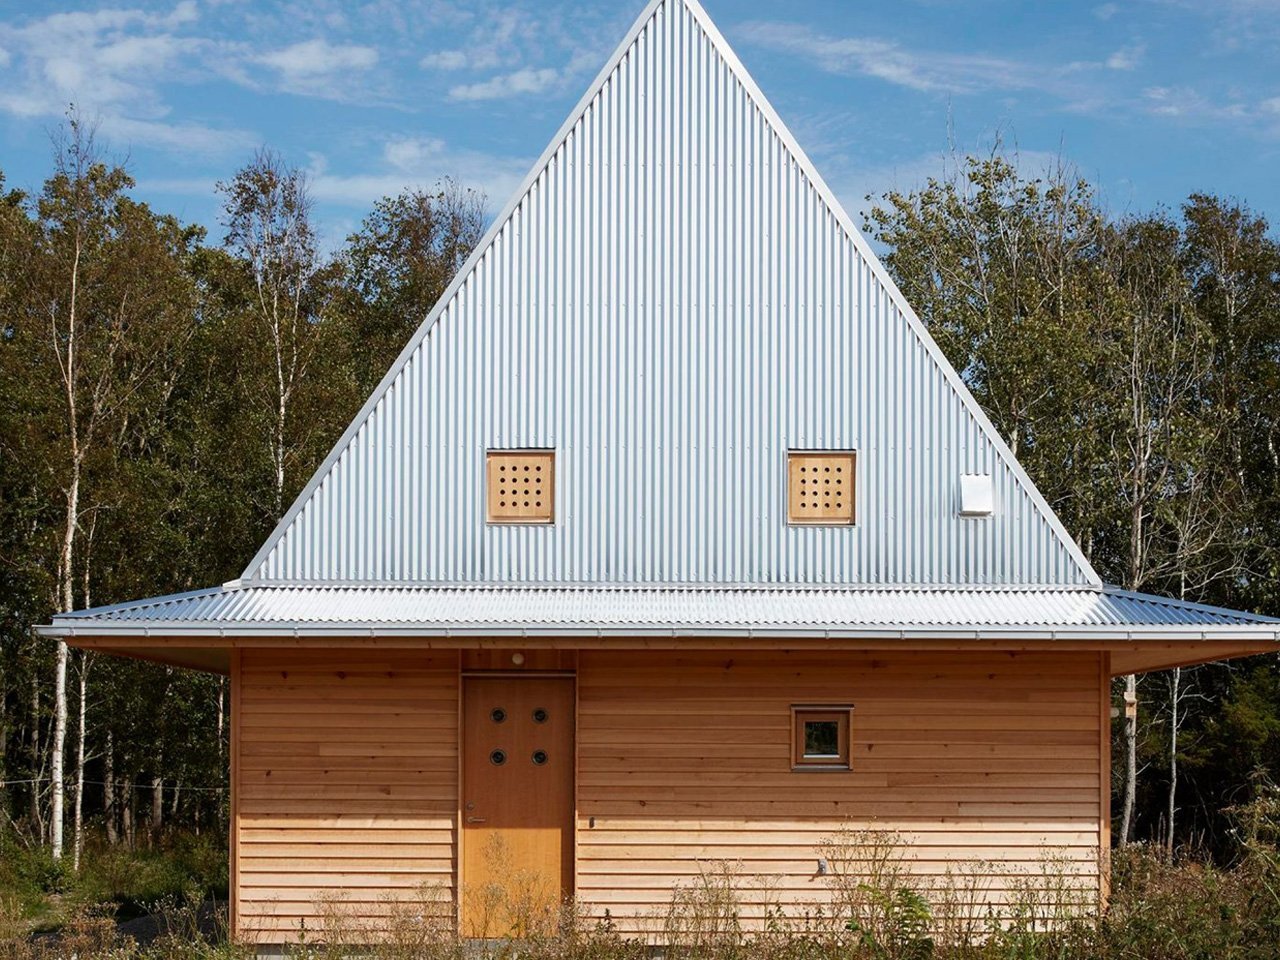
top-left (456, 665), bottom-right (578, 934)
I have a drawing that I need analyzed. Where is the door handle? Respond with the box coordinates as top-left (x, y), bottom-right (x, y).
top-left (466, 816), bottom-right (487, 823)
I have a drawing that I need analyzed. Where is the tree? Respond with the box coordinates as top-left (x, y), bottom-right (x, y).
top-left (864, 149), bottom-right (1117, 553)
top-left (1182, 196), bottom-right (1280, 612)
top-left (217, 150), bottom-right (335, 516)
top-left (6, 117), bottom-right (199, 858)
top-left (1099, 213), bottom-right (1217, 844)
top-left (341, 180), bottom-right (485, 395)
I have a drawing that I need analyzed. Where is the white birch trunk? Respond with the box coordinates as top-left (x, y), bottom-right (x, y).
top-left (50, 185), bottom-right (85, 863)
top-left (29, 671), bottom-right (41, 830)
top-left (151, 770), bottom-right (163, 842)
top-left (73, 653), bottom-right (89, 871)
top-left (50, 639), bottom-right (67, 860)
top-left (104, 730), bottom-right (117, 845)
top-left (1167, 667), bottom-right (1181, 860)
top-left (1119, 673), bottom-right (1138, 846)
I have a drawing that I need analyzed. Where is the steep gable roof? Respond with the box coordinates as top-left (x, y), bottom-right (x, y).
top-left (241, 0), bottom-right (1099, 588)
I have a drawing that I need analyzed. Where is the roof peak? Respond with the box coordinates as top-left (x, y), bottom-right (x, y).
top-left (238, 0), bottom-right (1099, 589)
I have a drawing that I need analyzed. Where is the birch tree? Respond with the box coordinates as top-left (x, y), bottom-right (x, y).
top-left (34, 119), bottom-right (127, 859)
top-left (217, 150), bottom-right (331, 516)
top-left (1102, 213), bottom-right (1215, 844)
top-left (23, 119), bottom-right (198, 856)
top-left (1183, 195), bottom-right (1280, 611)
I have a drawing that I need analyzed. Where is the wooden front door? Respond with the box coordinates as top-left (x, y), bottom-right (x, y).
top-left (461, 675), bottom-right (574, 936)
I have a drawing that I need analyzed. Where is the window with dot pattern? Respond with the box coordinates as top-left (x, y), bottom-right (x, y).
top-left (487, 450), bottom-right (555, 524)
top-left (787, 452), bottom-right (855, 525)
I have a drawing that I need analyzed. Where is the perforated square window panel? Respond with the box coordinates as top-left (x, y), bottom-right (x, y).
top-left (487, 450), bottom-right (555, 524)
top-left (787, 452), bottom-right (856, 525)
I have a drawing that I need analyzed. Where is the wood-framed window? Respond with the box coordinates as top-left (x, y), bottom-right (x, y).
top-left (487, 450), bottom-right (555, 524)
top-left (787, 452), bottom-right (855, 525)
top-left (791, 705), bottom-right (853, 770)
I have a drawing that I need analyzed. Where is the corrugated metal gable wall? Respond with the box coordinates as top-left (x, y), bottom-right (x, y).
top-left (249, 0), bottom-right (1093, 587)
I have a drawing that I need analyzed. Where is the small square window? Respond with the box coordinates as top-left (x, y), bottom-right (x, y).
top-left (788, 452), bottom-right (855, 525)
top-left (487, 450), bottom-right (554, 524)
top-left (792, 705), bottom-right (853, 770)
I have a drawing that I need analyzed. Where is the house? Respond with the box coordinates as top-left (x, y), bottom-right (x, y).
top-left (38, 0), bottom-right (1280, 947)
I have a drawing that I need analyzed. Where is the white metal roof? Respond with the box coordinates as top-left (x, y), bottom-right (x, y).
top-left (44, 584), bottom-right (1280, 640)
top-left (237, 0), bottom-right (1098, 589)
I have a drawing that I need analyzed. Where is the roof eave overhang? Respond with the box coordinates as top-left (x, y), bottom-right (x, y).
top-left (37, 621), bottom-right (1280, 642)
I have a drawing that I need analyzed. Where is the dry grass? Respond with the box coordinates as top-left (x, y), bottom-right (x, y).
top-left (5, 811), bottom-right (1280, 959)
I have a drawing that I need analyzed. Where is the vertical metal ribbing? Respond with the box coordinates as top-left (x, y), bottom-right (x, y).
top-left (252, 0), bottom-right (1091, 589)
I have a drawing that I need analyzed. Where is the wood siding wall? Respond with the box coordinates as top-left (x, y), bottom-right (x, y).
top-left (232, 647), bottom-right (1105, 943)
top-left (576, 650), bottom-right (1106, 937)
top-left (235, 650), bottom-right (459, 942)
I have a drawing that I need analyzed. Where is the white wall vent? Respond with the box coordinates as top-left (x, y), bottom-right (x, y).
top-left (959, 475), bottom-right (994, 517)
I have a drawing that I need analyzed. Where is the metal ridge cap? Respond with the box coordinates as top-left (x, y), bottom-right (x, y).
top-left (227, 580), bottom-right (1108, 594)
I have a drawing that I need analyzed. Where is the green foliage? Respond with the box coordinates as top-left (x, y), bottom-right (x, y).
top-left (846, 885), bottom-right (934, 960)
top-left (0, 832), bottom-right (68, 902)
top-left (0, 826), bottom-right (227, 928)
top-left (340, 179), bottom-right (485, 396)
top-left (1101, 841), bottom-right (1280, 960)
top-left (74, 833), bottom-right (228, 919)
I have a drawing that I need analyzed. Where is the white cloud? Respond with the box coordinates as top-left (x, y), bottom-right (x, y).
top-left (306, 136), bottom-right (527, 210)
top-left (449, 66), bottom-right (561, 101)
top-left (419, 8), bottom-right (528, 73)
top-left (383, 136), bottom-right (449, 171)
top-left (735, 22), bottom-right (1052, 96)
top-left (0, 5), bottom-right (202, 113)
top-left (166, 1), bottom-right (199, 27)
top-left (1094, 3), bottom-right (1120, 19)
top-left (0, 46), bottom-right (10, 68)
top-left (104, 115), bottom-right (257, 157)
top-left (733, 20), bottom-right (1279, 138)
top-left (418, 6), bottom-right (609, 101)
top-left (1141, 85), bottom-right (1249, 121)
top-left (0, 2), bottom-right (256, 156)
top-left (421, 49), bottom-right (469, 70)
top-left (256, 38), bottom-right (378, 79)
top-left (1106, 44), bottom-right (1145, 70)
top-left (0, 0), bottom-right (390, 151)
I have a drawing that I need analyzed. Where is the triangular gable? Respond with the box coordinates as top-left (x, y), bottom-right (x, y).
top-left (242, 0), bottom-right (1098, 588)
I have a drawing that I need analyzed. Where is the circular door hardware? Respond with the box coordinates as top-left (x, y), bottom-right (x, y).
top-left (532, 708), bottom-right (548, 723)
top-left (490, 749), bottom-right (507, 765)
top-left (490, 708), bottom-right (506, 723)
top-left (532, 750), bottom-right (549, 765)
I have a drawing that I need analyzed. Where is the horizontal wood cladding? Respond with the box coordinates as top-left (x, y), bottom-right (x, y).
top-left (235, 651), bottom-right (459, 942)
top-left (575, 650), bottom-right (1104, 937)
top-left (231, 647), bottom-right (1104, 943)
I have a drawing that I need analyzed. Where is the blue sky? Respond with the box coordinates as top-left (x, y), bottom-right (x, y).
top-left (1, 0), bottom-right (1277, 249)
